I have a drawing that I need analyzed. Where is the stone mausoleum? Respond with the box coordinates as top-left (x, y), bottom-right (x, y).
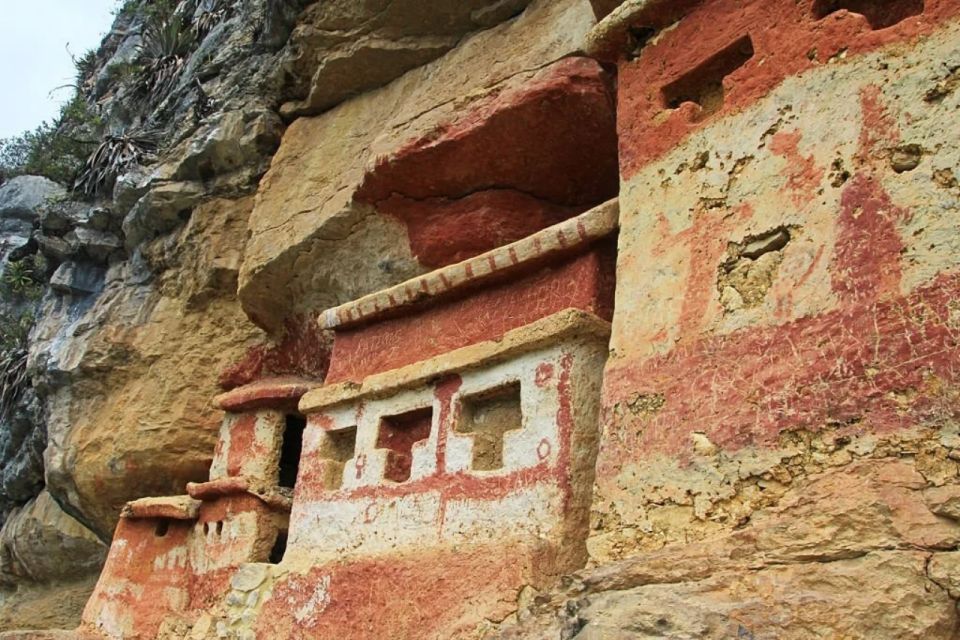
top-left (3, 0), bottom-right (960, 638)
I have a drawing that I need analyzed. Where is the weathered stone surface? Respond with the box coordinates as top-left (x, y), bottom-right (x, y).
top-left (498, 458), bottom-right (960, 639)
top-left (121, 181), bottom-right (204, 250)
top-left (0, 577), bottom-right (99, 635)
top-left (241, 0), bottom-right (599, 331)
top-left (280, 0), bottom-right (535, 116)
top-left (0, 491), bottom-right (105, 586)
top-left (64, 229), bottom-right (122, 264)
top-left (48, 262), bottom-right (105, 296)
top-left (36, 197), bottom-right (267, 539)
top-left (0, 177), bottom-right (61, 270)
top-left (0, 389), bottom-right (44, 514)
top-left (0, 178), bottom-right (63, 222)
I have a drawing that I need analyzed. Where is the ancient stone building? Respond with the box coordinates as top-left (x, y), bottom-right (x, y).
top-left (2, 0), bottom-right (960, 638)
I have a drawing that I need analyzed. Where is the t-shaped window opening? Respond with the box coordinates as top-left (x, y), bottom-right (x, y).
top-left (318, 426), bottom-right (358, 490)
top-left (279, 414), bottom-right (306, 489)
top-left (456, 382), bottom-right (523, 471)
top-left (661, 35), bottom-right (755, 119)
top-left (376, 408), bottom-right (433, 483)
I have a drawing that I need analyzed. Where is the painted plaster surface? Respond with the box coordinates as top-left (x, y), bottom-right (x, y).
top-left (595, 8), bottom-right (960, 562)
top-left (8, 1), bottom-right (960, 638)
top-left (239, 0), bottom-right (600, 332)
top-left (252, 320), bottom-right (608, 638)
top-left (325, 248), bottom-right (615, 383)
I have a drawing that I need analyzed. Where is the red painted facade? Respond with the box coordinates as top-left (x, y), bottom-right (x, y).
top-left (325, 247), bottom-right (616, 383)
top-left (616, 0), bottom-right (960, 177)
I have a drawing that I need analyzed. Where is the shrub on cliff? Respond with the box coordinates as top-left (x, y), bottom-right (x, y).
top-left (0, 95), bottom-right (102, 186)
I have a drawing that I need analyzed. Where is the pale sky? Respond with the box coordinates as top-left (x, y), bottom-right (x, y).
top-left (0, 0), bottom-right (119, 139)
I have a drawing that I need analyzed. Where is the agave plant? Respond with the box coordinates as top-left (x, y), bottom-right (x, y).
top-left (0, 346), bottom-right (28, 423)
top-left (0, 311), bottom-right (31, 422)
top-left (194, 0), bottom-right (228, 39)
top-left (2, 259), bottom-right (42, 299)
top-left (138, 10), bottom-right (196, 104)
top-left (73, 131), bottom-right (156, 197)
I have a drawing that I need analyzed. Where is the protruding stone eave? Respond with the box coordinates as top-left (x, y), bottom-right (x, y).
top-left (213, 376), bottom-right (321, 412)
top-left (317, 198), bottom-right (619, 332)
top-left (186, 476), bottom-right (293, 512)
top-left (121, 495), bottom-right (201, 521)
top-left (301, 308), bottom-right (611, 415)
top-left (584, 0), bottom-right (702, 62)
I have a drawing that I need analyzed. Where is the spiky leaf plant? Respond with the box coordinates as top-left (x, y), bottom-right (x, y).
top-left (74, 132), bottom-right (156, 197)
top-left (0, 311), bottom-right (31, 423)
top-left (194, 0), bottom-right (228, 39)
top-left (2, 259), bottom-right (42, 299)
top-left (139, 11), bottom-right (195, 104)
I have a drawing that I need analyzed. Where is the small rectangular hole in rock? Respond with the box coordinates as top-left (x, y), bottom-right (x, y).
top-left (318, 426), bottom-right (357, 490)
top-left (279, 414), bottom-right (306, 489)
top-left (269, 530), bottom-right (287, 564)
top-left (155, 521), bottom-right (169, 537)
top-left (456, 382), bottom-right (523, 471)
top-left (661, 35), bottom-right (755, 118)
top-left (812, 0), bottom-right (924, 29)
top-left (377, 407), bottom-right (433, 483)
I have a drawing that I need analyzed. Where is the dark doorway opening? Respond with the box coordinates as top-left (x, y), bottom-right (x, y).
top-left (269, 530), bottom-right (288, 564)
top-left (279, 414), bottom-right (306, 488)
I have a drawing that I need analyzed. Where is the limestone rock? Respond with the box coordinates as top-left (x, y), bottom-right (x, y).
top-left (0, 177), bottom-right (62, 270)
top-left (281, 0), bottom-right (535, 116)
top-left (568, 551), bottom-right (954, 639)
top-left (498, 458), bottom-right (960, 639)
top-left (241, 0), bottom-right (598, 331)
top-left (0, 491), bottom-right (105, 585)
top-left (0, 577), bottom-right (99, 634)
top-left (64, 229), bottom-right (122, 264)
top-left (38, 201), bottom-right (97, 235)
top-left (122, 181), bottom-right (205, 250)
top-left (0, 389), bottom-right (44, 516)
top-left (37, 197), bottom-right (267, 539)
top-left (0, 177), bottom-right (64, 223)
top-left (48, 262), bottom-right (105, 296)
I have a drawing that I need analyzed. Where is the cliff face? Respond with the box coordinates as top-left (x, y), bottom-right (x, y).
top-left (2, 0), bottom-right (960, 638)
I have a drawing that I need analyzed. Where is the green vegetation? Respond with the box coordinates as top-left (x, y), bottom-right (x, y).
top-left (74, 132), bottom-right (155, 196)
top-left (1, 256), bottom-right (46, 301)
top-left (0, 324), bottom-right (29, 422)
top-left (1, 0), bottom-right (213, 189)
top-left (138, 5), bottom-right (195, 105)
top-left (0, 255), bottom-right (45, 422)
top-left (0, 95), bottom-right (102, 185)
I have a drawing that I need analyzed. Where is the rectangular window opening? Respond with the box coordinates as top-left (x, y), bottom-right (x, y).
top-left (661, 35), bottom-right (755, 119)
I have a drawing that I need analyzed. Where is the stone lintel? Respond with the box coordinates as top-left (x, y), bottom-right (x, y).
top-left (301, 308), bottom-right (611, 415)
top-left (318, 199), bottom-right (619, 331)
top-left (186, 477), bottom-right (293, 512)
top-left (213, 376), bottom-right (320, 412)
top-left (585, 0), bottom-right (701, 62)
top-left (121, 495), bottom-right (201, 521)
